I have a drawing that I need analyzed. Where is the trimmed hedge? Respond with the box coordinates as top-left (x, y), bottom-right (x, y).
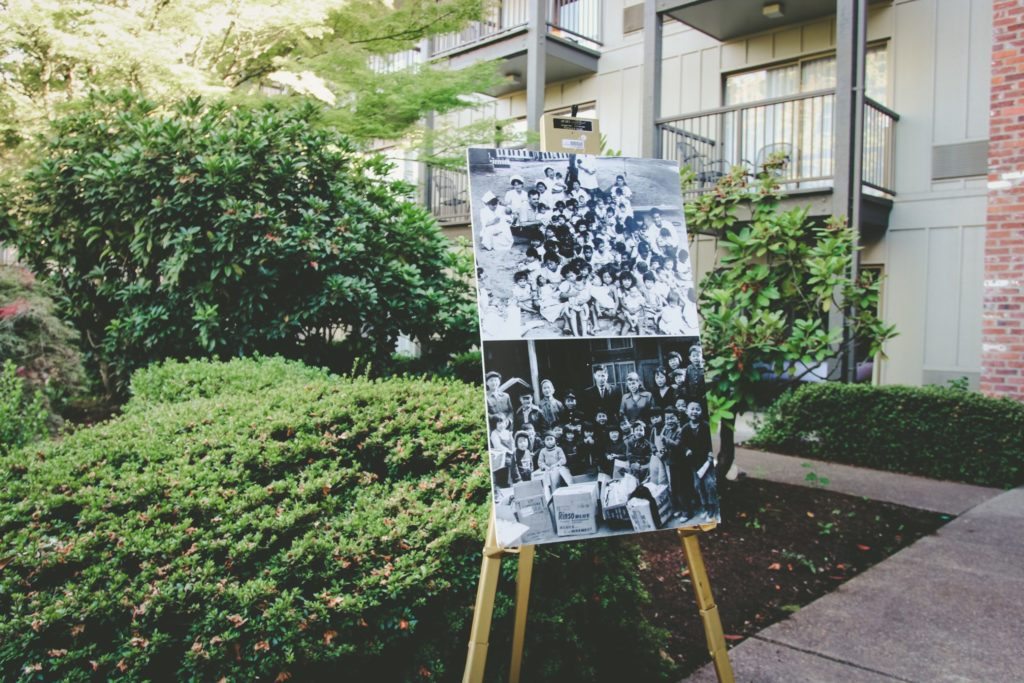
top-left (750, 382), bottom-right (1024, 487)
top-left (0, 357), bottom-right (672, 682)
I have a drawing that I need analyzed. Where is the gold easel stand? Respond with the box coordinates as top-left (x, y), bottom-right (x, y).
top-left (462, 518), bottom-right (735, 683)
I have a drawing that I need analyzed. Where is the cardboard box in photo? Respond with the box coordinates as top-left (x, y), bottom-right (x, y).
top-left (553, 481), bottom-right (600, 537)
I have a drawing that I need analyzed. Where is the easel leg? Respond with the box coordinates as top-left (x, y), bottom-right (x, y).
top-left (508, 543), bottom-right (535, 683)
top-left (463, 519), bottom-right (505, 683)
top-left (678, 530), bottom-right (735, 683)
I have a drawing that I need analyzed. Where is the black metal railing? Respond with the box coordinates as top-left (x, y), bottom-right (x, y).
top-left (863, 98), bottom-right (898, 194)
top-left (427, 166), bottom-right (471, 225)
top-left (657, 89), bottom-right (898, 200)
top-left (430, 0), bottom-right (601, 56)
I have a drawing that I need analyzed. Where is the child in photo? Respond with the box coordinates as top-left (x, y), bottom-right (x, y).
top-left (559, 264), bottom-right (592, 336)
top-left (540, 252), bottom-right (563, 284)
top-left (520, 247), bottom-right (543, 276)
top-left (511, 270), bottom-right (537, 315)
top-left (614, 192), bottom-right (634, 222)
top-left (560, 426), bottom-right (583, 474)
top-left (681, 401), bottom-right (717, 519)
top-left (592, 237), bottom-right (613, 267)
top-left (623, 420), bottom-right (652, 480)
top-left (536, 201), bottom-right (553, 226)
top-left (536, 273), bottom-right (565, 324)
top-left (537, 430), bottom-right (574, 491)
top-left (657, 290), bottom-right (689, 335)
top-left (552, 170), bottom-right (567, 198)
top-left (617, 271), bottom-right (645, 335)
top-left (641, 271), bottom-right (665, 331)
top-left (510, 431), bottom-right (535, 481)
top-left (590, 267), bottom-right (619, 325)
top-left (604, 425), bottom-right (627, 478)
top-left (579, 422), bottom-right (600, 474)
top-left (489, 415), bottom-right (514, 456)
top-left (655, 227), bottom-right (678, 259)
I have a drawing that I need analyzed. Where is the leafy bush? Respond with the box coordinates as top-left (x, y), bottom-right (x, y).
top-left (750, 382), bottom-right (1024, 487)
top-left (4, 91), bottom-right (477, 395)
top-left (0, 265), bottom-right (85, 408)
top-left (0, 357), bottom-right (672, 682)
top-left (382, 350), bottom-right (483, 385)
top-left (0, 358), bottom-right (48, 455)
top-left (684, 161), bottom-right (895, 472)
top-left (128, 355), bottom-right (331, 407)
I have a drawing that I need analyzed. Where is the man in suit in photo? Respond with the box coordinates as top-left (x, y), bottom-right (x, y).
top-left (582, 364), bottom-right (621, 422)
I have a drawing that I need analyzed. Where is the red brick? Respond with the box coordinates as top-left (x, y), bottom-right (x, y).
top-left (985, 2), bottom-right (1024, 401)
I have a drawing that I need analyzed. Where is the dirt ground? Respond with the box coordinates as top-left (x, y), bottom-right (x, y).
top-left (631, 477), bottom-right (947, 680)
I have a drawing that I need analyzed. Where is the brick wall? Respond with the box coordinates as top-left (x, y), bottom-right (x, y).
top-left (983, 0), bottom-right (1024, 400)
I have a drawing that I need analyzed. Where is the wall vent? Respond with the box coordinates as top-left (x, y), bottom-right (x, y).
top-left (932, 140), bottom-right (989, 180)
top-left (623, 4), bottom-right (644, 34)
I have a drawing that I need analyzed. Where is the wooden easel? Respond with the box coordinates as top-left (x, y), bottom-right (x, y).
top-left (464, 126), bottom-right (734, 683)
top-left (462, 517), bottom-right (734, 683)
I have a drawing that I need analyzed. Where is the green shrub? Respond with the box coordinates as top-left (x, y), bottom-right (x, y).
top-left (750, 382), bottom-right (1024, 487)
top-left (0, 358), bottom-right (48, 455)
top-left (0, 265), bottom-right (85, 410)
top-left (381, 351), bottom-right (483, 385)
top-left (128, 355), bottom-right (331, 408)
top-left (0, 357), bottom-right (672, 682)
top-left (5, 91), bottom-right (477, 396)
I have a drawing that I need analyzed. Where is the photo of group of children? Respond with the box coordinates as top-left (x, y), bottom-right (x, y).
top-left (468, 149), bottom-right (700, 340)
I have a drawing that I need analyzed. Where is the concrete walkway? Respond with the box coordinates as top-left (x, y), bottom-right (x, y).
top-left (682, 451), bottom-right (1022, 683)
top-left (732, 447), bottom-right (999, 515)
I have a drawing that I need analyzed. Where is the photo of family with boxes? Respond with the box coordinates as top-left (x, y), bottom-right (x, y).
top-left (466, 148), bottom-right (699, 340)
top-left (481, 337), bottom-right (720, 547)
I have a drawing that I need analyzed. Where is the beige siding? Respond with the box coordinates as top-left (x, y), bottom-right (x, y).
top-left (425, 0), bottom-right (991, 387)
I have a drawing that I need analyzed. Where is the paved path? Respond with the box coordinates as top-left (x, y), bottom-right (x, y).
top-left (732, 447), bottom-right (999, 515)
top-left (681, 451), bottom-right (1022, 683)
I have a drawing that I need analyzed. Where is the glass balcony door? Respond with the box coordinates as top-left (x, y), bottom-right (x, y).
top-left (722, 45), bottom-right (887, 188)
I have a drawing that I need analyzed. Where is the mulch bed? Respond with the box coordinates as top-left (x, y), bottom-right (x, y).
top-left (634, 477), bottom-right (948, 680)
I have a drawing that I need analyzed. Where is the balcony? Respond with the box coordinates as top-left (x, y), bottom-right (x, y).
top-left (657, 89), bottom-right (898, 234)
top-left (367, 48), bottom-right (424, 75)
top-left (425, 165), bottom-right (471, 228)
top-left (430, 0), bottom-right (602, 96)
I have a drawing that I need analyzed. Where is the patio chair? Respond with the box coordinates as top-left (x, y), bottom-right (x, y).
top-left (754, 142), bottom-right (793, 178)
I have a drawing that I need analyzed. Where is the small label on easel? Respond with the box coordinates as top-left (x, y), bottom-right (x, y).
top-left (542, 114), bottom-right (601, 155)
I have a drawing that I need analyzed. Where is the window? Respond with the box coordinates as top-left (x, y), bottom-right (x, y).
top-left (720, 44), bottom-right (888, 187)
top-left (724, 44), bottom-right (889, 106)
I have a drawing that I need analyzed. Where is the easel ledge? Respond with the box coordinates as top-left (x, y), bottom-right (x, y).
top-left (462, 516), bottom-right (735, 683)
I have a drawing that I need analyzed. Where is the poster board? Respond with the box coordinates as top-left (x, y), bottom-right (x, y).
top-left (467, 148), bottom-right (720, 547)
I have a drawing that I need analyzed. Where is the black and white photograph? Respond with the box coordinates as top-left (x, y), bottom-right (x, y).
top-left (467, 148), bottom-right (700, 340)
top-left (481, 336), bottom-right (720, 548)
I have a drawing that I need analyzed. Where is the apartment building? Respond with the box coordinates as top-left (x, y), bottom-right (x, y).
top-left (402, 0), bottom-right (1000, 393)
